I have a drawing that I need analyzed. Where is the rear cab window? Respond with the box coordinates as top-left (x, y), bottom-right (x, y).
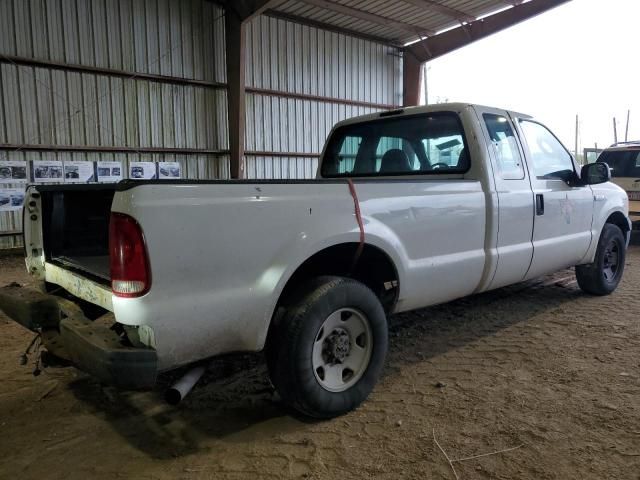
top-left (597, 150), bottom-right (640, 178)
top-left (321, 112), bottom-right (470, 177)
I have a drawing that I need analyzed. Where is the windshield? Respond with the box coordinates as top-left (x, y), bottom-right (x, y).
top-left (321, 112), bottom-right (469, 177)
top-left (597, 150), bottom-right (640, 178)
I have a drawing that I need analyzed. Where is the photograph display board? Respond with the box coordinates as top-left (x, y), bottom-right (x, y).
top-left (33, 161), bottom-right (64, 183)
top-left (2, 160), bottom-right (182, 184)
top-left (64, 161), bottom-right (95, 183)
top-left (0, 161), bottom-right (28, 183)
top-left (129, 162), bottom-right (157, 180)
top-left (0, 187), bottom-right (25, 211)
top-left (96, 161), bottom-right (123, 183)
top-left (158, 162), bottom-right (182, 179)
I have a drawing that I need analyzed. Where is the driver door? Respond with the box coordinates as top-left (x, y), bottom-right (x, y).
top-left (513, 117), bottom-right (594, 279)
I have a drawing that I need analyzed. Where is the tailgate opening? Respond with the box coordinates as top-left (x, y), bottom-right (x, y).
top-left (38, 185), bottom-right (116, 283)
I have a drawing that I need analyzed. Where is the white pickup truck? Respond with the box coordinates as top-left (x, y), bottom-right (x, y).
top-left (0, 103), bottom-right (631, 418)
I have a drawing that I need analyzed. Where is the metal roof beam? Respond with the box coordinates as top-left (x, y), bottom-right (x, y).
top-left (297, 0), bottom-right (436, 37)
top-left (264, 10), bottom-right (403, 46)
top-left (400, 0), bottom-right (475, 23)
top-left (406, 0), bottom-right (572, 63)
top-left (221, 0), bottom-right (286, 21)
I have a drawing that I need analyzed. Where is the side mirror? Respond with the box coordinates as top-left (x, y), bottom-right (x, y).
top-left (581, 162), bottom-right (611, 185)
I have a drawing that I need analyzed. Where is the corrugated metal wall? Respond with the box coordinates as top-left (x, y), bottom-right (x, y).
top-left (0, 0), bottom-right (402, 248)
top-left (0, 0), bottom-right (229, 248)
top-left (244, 14), bottom-right (402, 178)
top-left (0, 0), bottom-right (228, 150)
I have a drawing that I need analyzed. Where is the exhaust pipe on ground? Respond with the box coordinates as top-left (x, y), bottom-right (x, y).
top-left (164, 365), bottom-right (206, 405)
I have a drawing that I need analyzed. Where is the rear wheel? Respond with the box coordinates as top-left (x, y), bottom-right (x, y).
top-left (267, 276), bottom-right (388, 418)
top-left (576, 224), bottom-right (626, 295)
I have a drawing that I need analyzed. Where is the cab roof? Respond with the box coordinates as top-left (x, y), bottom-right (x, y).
top-left (333, 103), bottom-right (533, 128)
top-left (605, 141), bottom-right (640, 151)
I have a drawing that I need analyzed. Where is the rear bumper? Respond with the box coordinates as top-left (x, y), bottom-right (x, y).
top-left (59, 315), bottom-right (157, 389)
top-left (0, 285), bottom-right (157, 389)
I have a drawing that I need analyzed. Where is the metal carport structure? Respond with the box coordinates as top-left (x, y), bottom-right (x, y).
top-left (221, 0), bottom-right (571, 177)
top-left (0, 0), bottom-right (568, 249)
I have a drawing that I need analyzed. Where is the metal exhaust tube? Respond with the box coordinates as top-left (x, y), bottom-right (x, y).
top-left (165, 365), bottom-right (206, 405)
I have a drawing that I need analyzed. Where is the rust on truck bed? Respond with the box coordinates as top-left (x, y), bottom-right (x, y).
top-left (44, 262), bottom-right (113, 311)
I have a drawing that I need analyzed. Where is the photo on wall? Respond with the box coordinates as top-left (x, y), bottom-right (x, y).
top-left (158, 162), bottom-right (182, 179)
top-left (63, 161), bottom-right (95, 183)
top-left (96, 161), bottom-right (124, 183)
top-left (129, 162), bottom-right (157, 180)
top-left (33, 161), bottom-right (64, 183)
top-left (0, 161), bottom-right (28, 183)
top-left (0, 187), bottom-right (25, 212)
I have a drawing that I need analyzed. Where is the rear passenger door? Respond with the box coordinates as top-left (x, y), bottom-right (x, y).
top-left (513, 118), bottom-right (593, 279)
top-left (321, 111), bottom-right (486, 309)
top-left (475, 107), bottom-right (535, 289)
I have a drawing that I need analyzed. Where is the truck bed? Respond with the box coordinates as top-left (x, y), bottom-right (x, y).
top-left (37, 185), bottom-right (116, 284)
top-left (53, 255), bottom-right (110, 280)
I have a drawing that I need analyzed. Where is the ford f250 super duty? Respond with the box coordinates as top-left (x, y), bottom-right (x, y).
top-left (0, 103), bottom-right (631, 418)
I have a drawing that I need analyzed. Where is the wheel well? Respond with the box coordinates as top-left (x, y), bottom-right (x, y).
top-left (278, 243), bottom-right (399, 313)
top-left (606, 211), bottom-right (630, 235)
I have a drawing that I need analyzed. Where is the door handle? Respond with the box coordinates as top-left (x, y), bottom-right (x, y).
top-left (536, 194), bottom-right (544, 215)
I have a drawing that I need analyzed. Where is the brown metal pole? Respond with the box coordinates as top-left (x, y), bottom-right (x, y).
top-left (403, 52), bottom-right (422, 107)
top-left (223, 1), bottom-right (285, 179)
top-left (225, 11), bottom-right (247, 179)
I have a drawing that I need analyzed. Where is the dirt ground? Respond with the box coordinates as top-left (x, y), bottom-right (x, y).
top-left (0, 250), bottom-right (639, 480)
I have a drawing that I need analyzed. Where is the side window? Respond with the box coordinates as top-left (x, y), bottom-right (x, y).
top-left (483, 114), bottom-right (524, 180)
top-left (519, 120), bottom-right (574, 179)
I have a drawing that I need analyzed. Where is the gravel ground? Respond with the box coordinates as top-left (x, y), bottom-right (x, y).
top-left (0, 249), bottom-right (639, 480)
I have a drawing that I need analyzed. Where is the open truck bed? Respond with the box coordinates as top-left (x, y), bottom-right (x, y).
top-left (36, 185), bottom-right (115, 283)
top-left (1, 183), bottom-right (158, 389)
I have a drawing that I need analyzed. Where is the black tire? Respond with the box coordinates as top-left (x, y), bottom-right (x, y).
top-left (576, 224), bottom-right (626, 295)
top-left (266, 276), bottom-right (388, 418)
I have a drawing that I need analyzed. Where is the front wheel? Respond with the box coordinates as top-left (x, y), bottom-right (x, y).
top-left (267, 276), bottom-right (388, 418)
top-left (576, 224), bottom-right (626, 295)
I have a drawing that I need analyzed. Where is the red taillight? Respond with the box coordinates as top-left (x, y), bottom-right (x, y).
top-left (109, 213), bottom-right (151, 297)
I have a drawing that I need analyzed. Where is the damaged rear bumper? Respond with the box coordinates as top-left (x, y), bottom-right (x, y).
top-left (0, 284), bottom-right (157, 389)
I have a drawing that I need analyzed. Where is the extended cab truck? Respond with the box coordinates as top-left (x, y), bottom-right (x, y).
top-left (0, 104), bottom-right (631, 418)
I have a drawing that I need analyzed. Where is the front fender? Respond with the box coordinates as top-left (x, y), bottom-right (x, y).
top-left (579, 184), bottom-right (630, 264)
